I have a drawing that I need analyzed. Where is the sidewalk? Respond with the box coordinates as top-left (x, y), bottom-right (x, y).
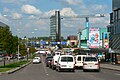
top-left (100, 63), bottom-right (120, 71)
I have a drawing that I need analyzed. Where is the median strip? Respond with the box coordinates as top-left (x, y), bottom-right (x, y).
top-left (0, 60), bottom-right (31, 75)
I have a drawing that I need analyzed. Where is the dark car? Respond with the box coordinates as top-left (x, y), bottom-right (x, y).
top-left (45, 56), bottom-right (53, 67)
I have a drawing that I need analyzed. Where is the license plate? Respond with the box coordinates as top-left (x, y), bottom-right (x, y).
top-left (88, 63), bottom-right (94, 64)
top-left (61, 65), bottom-right (66, 67)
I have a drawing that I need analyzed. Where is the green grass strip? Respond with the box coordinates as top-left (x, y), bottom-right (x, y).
top-left (0, 60), bottom-right (29, 68)
top-left (0, 60), bottom-right (29, 72)
top-left (0, 68), bottom-right (11, 72)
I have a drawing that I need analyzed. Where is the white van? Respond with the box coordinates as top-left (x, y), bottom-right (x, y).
top-left (51, 52), bottom-right (60, 70)
top-left (75, 55), bottom-right (87, 68)
top-left (56, 55), bottom-right (75, 72)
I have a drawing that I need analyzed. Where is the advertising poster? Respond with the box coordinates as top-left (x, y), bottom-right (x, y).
top-left (88, 28), bottom-right (100, 48)
top-left (103, 32), bottom-right (109, 48)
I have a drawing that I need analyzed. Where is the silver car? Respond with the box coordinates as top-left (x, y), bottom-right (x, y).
top-left (83, 56), bottom-right (100, 72)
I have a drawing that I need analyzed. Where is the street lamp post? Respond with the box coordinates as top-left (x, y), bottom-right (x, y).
top-left (17, 31), bottom-right (20, 62)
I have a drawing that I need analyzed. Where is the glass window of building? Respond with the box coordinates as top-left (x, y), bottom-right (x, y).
top-left (118, 9), bottom-right (120, 19)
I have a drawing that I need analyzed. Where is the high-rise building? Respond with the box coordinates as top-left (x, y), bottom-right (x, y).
top-left (108, 0), bottom-right (120, 49)
top-left (50, 11), bottom-right (61, 43)
top-left (113, 0), bottom-right (120, 10)
top-left (107, 0), bottom-right (120, 64)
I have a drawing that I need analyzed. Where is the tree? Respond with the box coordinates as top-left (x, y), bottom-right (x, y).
top-left (0, 26), bottom-right (18, 55)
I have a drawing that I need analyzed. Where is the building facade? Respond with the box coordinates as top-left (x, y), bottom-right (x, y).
top-left (107, 0), bottom-right (120, 64)
top-left (78, 27), bottom-right (108, 49)
top-left (108, 0), bottom-right (120, 50)
top-left (67, 35), bottom-right (78, 47)
top-left (50, 11), bottom-right (61, 43)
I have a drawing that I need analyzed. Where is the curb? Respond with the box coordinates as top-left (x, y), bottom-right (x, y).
top-left (101, 67), bottom-right (120, 71)
top-left (0, 61), bottom-right (31, 75)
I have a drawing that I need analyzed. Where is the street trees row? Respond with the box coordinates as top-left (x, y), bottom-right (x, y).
top-left (0, 25), bottom-right (18, 56)
top-left (0, 25), bottom-right (37, 57)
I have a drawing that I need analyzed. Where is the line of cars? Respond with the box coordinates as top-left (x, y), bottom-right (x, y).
top-left (45, 51), bottom-right (100, 72)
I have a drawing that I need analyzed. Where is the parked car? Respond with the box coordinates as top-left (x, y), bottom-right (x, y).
top-left (83, 56), bottom-right (100, 72)
top-left (75, 55), bottom-right (86, 68)
top-left (32, 57), bottom-right (41, 64)
top-left (56, 55), bottom-right (75, 72)
top-left (45, 56), bottom-right (53, 67)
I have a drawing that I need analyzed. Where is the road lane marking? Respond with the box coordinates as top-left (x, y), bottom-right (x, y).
top-left (41, 54), bottom-right (49, 76)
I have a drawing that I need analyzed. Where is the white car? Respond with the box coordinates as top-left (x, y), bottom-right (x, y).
top-left (75, 55), bottom-right (86, 68)
top-left (33, 57), bottom-right (41, 64)
top-left (56, 55), bottom-right (75, 72)
top-left (83, 57), bottom-right (100, 72)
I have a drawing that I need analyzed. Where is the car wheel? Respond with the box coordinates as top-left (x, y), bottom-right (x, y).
top-left (97, 69), bottom-right (100, 72)
top-left (52, 66), bottom-right (55, 70)
top-left (46, 64), bottom-right (48, 67)
top-left (58, 67), bottom-right (61, 72)
top-left (49, 65), bottom-right (51, 68)
top-left (83, 69), bottom-right (86, 72)
top-left (72, 69), bottom-right (75, 72)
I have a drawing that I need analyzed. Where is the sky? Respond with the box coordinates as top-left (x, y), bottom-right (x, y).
top-left (0, 0), bottom-right (112, 38)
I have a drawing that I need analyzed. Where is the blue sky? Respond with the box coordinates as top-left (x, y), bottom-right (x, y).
top-left (0, 0), bottom-right (112, 38)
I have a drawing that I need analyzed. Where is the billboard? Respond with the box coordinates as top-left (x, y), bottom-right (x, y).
top-left (102, 32), bottom-right (109, 49)
top-left (88, 28), bottom-right (100, 48)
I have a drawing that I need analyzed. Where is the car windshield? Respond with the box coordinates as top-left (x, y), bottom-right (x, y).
top-left (61, 57), bottom-right (73, 62)
top-left (85, 57), bottom-right (97, 61)
top-left (34, 57), bottom-right (39, 59)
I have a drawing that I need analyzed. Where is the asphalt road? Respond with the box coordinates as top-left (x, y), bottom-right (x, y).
top-left (0, 54), bottom-right (120, 80)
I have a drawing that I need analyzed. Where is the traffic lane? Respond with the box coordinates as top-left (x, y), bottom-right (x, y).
top-left (45, 67), bottom-right (120, 80)
top-left (0, 63), bottom-right (120, 80)
top-left (42, 54), bottom-right (120, 80)
top-left (0, 54), bottom-right (120, 80)
top-left (0, 62), bottom-right (47, 80)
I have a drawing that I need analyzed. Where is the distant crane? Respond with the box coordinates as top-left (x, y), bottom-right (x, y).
top-left (61, 14), bottom-right (105, 28)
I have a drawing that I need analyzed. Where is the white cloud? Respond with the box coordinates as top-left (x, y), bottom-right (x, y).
top-left (65, 0), bottom-right (83, 5)
top-left (0, 13), bottom-right (10, 23)
top-left (44, 8), bottom-right (75, 17)
top-left (12, 13), bottom-right (22, 19)
top-left (60, 8), bottom-right (77, 17)
top-left (35, 20), bottom-right (46, 25)
top-left (44, 9), bottom-right (56, 17)
top-left (28, 15), bottom-right (36, 19)
top-left (3, 8), bottom-right (11, 13)
top-left (90, 4), bottom-right (107, 12)
top-left (21, 4), bottom-right (42, 15)
top-left (89, 13), bottom-right (110, 27)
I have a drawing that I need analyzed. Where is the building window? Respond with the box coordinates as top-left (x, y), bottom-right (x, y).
top-left (118, 9), bottom-right (120, 19)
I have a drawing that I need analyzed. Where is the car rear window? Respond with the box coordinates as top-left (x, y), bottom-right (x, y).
top-left (85, 57), bottom-right (97, 61)
top-left (77, 56), bottom-right (86, 61)
top-left (77, 57), bottom-right (81, 61)
top-left (61, 57), bottom-right (73, 62)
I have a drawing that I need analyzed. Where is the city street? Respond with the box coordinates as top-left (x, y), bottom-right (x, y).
top-left (0, 54), bottom-right (120, 80)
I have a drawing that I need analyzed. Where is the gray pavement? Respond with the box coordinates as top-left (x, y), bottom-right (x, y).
top-left (100, 63), bottom-right (120, 71)
top-left (0, 58), bottom-right (120, 80)
top-left (0, 54), bottom-right (120, 80)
